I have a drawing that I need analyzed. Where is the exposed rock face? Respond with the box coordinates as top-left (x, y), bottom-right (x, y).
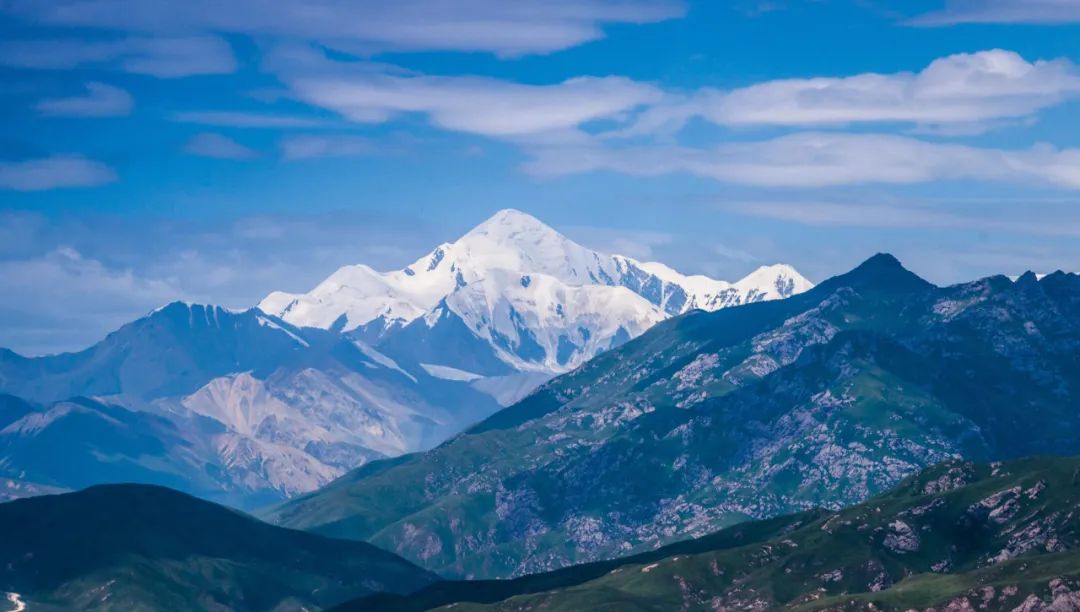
top-left (883, 519), bottom-right (919, 553)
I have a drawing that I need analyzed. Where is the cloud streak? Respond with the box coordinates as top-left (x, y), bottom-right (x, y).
top-left (283, 65), bottom-right (664, 139)
top-left (524, 132), bottom-right (1080, 189)
top-left (624, 50), bottom-right (1080, 134)
top-left (720, 198), bottom-right (1080, 239)
top-left (0, 35), bottom-right (236, 77)
top-left (3, 0), bottom-right (685, 57)
top-left (280, 135), bottom-right (378, 160)
top-left (0, 156), bottom-right (117, 191)
top-left (35, 82), bottom-right (133, 117)
top-left (183, 133), bottom-right (259, 159)
top-left (912, 1), bottom-right (1080, 25)
top-left (173, 111), bottom-right (331, 128)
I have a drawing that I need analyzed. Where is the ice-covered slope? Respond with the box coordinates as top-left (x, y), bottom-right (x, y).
top-left (443, 270), bottom-right (666, 372)
top-left (260, 209), bottom-right (813, 388)
top-left (260, 209), bottom-right (632, 332)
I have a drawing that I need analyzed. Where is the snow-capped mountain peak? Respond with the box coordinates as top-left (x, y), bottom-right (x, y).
top-left (734, 264), bottom-right (814, 300)
top-left (258, 209), bottom-right (814, 380)
top-left (451, 208), bottom-right (601, 281)
top-left (258, 209), bottom-right (613, 333)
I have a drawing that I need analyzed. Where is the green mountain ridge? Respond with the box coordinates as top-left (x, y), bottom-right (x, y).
top-left (265, 254), bottom-right (1080, 579)
top-left (335, 456), bottom-right (1080, 611)
top-left (0, 484), bottom-right (437, 611)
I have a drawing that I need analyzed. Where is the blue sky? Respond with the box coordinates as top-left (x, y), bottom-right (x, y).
top-left (2, 0), bottom-right (1080, 354)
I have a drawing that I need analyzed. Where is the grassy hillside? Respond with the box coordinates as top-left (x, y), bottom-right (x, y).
top-left (267, 256), bottom-right (1080, 579)
top-left (336, 456), bottom-right (1080, 611)
top-left (0, 484), bottom-right (437, 611)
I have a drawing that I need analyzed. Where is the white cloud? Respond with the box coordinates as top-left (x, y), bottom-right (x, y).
top-left (280, 135), bottom-right (378, 160)
top-left (0, 156), bottom-right (116, 191)
top-left (625, 50), bottom-right (1080, 134)
top-left (711, 243), bottom-right (759, 263)
top-left (912, 0), bottom-right (1080, 25)
top-left (173, 111), bottom-right (331, 128)
top-left (0, 35), bottom-right (236, 77)
top-left (562, 225), bottom-right (674, 260)
top-left (183, 133), bottom-right (259, 160)
top-left (0, 246), bottom-right (182, 356)
top-left (284, 65), bottom-right (664, 139)
top-left (720, 197), bottom-right (1080, 238)
top-left (3, 0), bottom-right (685, 57)
top-left (35, 81), bottom-right (133, 117)
top-left (0, 210), bottom-right (442, 354)
top-left (524, 132), bottom-right (1080, 189)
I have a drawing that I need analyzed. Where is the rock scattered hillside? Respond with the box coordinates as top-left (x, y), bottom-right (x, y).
top-left (269, 255), bottom-right (1080, 579)
top-left (336, 456), bottom-right (1080, 611)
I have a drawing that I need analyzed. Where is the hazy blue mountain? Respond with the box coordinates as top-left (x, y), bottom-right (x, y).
top-left (0, 303), bottom-right (499, 507)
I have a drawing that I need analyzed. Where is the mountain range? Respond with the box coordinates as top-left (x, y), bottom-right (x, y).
top-left (0, 305), bottom-right (497, 508)
top-left (260, 208), bottom-right (811, 398)
top-left (4, 248), bottom-right (1080, 611)
top-left (266, 254), bottom-right (1080, 579)
top-left (0, 209), bottom-right (808, 507)
top-left (4, 455), bottom-right (1079, 611)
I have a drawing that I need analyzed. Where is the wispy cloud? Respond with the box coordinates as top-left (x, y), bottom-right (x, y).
top-left (0, 36), bottom-right (236, 77)
top-left (524, 132), bottom-right (1080, 189)
top-left (911, 1), bottom-right (1080, 25)
top-left (183, 133), bottom-right (259, 159)
top-left (35, 82), bottom-right (133, 117)
top-left (562, 225), bottom-right (674, 260)
top-left (0, 246), bottom-right (181, 356)
top-left (280, 135), bottom-right (378, 160)
top-left (282, 60), bottom-right (664, 140)
top-left (0, 156), bottom-right (116, 191)
top-left (2, 0), bottom-right (685, 57)
top-left (624, 50), bottom-right (1080, 134)
top-left (719, 197), bottom-right (1080, 238)
top-left (173, 111), bottom-right (330, 128)
top-left (711, 243), bottom-right (759, 263)
top-left (0, 209), bottom-right (442, 354)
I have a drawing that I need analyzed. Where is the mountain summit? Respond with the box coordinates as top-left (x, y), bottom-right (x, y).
top-left (259, 208), bottom-right (813, 388)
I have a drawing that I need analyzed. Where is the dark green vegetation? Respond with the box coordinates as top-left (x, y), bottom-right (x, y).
top-left (336, 456), bottom-right (1080, 611)
top-left (0, 484), bottom-right (436, 611)
top-left (268, 255), bottom-right (1080, 578)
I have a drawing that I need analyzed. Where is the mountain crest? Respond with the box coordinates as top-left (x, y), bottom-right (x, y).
top-left (822, 252), bottom-right (933, 294)
top-left (464, 208), bottom-right (556, 241)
